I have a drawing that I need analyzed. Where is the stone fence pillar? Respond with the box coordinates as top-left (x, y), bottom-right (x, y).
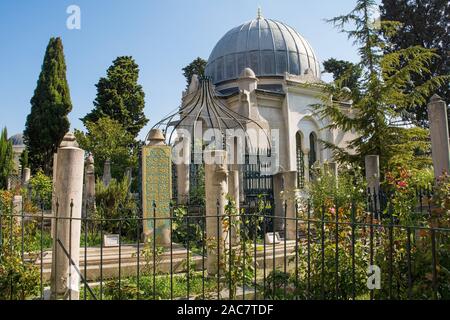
top-left (428, 94), bottom-right (450, 179)
top-left (22, 168), bottom-right (31, 186)
top-left (176, 134), bottom-right (190, 205)
top-left (282, 171), bottom-right (297, 240)
top-left (50, 133), bottom-right (85, 300)
top-left (205, 150), bottom-right (228, 276)
top-left (365, 155), bottom-right (380, 194)
top-left (365, 155), bottom-right (380, 212)
top-left (228, 169), bottom-right (240, 245)
top-left (13, 195), bottom-right (22, 223)
top-left (102, 158), bottom-right (112, 186)
top-left (82, 154), bottom-right (95, 218)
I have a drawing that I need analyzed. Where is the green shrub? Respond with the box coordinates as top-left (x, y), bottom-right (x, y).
top-left (95, 176), bottom-right (138, 239)
top-left (29, 170), bottom-right (52, 210)
top-left (0, 190), bottom-right (41, 300)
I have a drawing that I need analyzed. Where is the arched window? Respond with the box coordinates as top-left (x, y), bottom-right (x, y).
top-left (296, 132), bottom-right (305, 188)
top-left (309, 132), bottom-right (317, 180)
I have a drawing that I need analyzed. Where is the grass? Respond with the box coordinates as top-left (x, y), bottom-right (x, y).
top-left (80, 273), bottom-right (218, 300)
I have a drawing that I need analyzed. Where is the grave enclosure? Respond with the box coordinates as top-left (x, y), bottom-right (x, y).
top-left (0, 94), bottom-right (443, 300)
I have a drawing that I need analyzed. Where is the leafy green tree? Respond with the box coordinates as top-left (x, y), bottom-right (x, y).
top-left (75, 117), bottom-right (136, 179)
top-left (0, 127), bottom-right (14, 189)
top-left (29, 169), bottom-right (53, 210)
top-left (381, 0), bottom-right (450, 127)
top-left (314, 0), bottom-right (448, 173)
top-left (182, 57), bottom-right (207, 88)
top-left (322, 58), bottom-right (362, 97)
top-left (81, 56), bottom-right (148, 139)
top-left (24, 37), bottom-right (72, 174)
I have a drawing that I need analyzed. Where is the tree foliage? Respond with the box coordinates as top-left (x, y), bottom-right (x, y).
top-left (381, 0), bottom-right (450, 127)
top-left (182, 57), bottom-right (207, 88)
top-left (322, 58), bottom-right (362, 97)
top-left (75, 117), bottom-right (136, 179)
top-left (23, 37), bottom-right (72, 175)
top-left (313, 0), bottom-right (448, 173)
top-left (0, 127), bottom-right (14, 189)
top-left (81, 56), bottom-right (148, 139)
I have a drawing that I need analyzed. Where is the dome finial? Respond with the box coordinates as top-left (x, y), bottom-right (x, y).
top-left (257, 6), bottom-right (262, 19)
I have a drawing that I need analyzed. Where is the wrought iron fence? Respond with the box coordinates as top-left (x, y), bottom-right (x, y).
top-left (0, 190), bottom-right (449, 300)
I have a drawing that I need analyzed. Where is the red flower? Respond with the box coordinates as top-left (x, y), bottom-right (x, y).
top-left (397, 180), bottom-right (408, 188)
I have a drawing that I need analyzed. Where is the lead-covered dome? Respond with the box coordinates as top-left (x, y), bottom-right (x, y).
top-left (205, 14), bottom-right (321, 85)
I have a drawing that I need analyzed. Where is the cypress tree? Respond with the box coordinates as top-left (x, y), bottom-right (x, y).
top-left (24, 37), bottom-right (72, 174)
top-left (81, 56), bottom-right (148, 139)
top-left (0, 127), bottom-right (14, 189)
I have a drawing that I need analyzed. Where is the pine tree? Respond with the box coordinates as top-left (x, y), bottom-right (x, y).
top-left (182, 57), bottom-right (207, 88)
top-left (314, 0), bottom-right (448, 174)
top-left (23, 37), bottom-right (72, 174)
top-left (81, 56), bottom-right (148, 139)
top-left (0, 128), bottom-right (14, 189)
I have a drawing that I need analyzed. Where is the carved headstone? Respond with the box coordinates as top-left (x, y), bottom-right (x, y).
top-left (142, 129), bottom-right (172, 246)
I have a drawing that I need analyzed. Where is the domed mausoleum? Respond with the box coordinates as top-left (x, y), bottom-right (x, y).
top-left (173, 11), bottom-right (356, 226)
top-left (205, 13), bottom-right (321, 85)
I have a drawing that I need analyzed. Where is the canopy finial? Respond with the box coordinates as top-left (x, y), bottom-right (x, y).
top-left (257, 6), bottom-right (262, 19)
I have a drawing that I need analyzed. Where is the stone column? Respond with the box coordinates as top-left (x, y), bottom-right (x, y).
top-left (13, 195), bottom-right (23, 223)
top-left (282, 171), bottom-right (298, 240)
top-left (427, 94), bottom-right (450, 179)
top-left (365, 155), bottom-right (380, 193)
top-left (51, 153), bottom-right (58, 239)
top-left (273, 172), bottom-right (284, 232)
top-left (205, 150), bottom-right (228, 276)
top-left (176, 134), bottom-right (190, 205)
top-left (228, 170), bottom-right (240, 245)
top-left (102, 158), bottom-right (112, 186)
top-left (22, 168), bottom-right (31, 186)
top-left (50, 133), bottom-right (85, 300)
top-left (303, 148), bottom-right (310, 183)
top-left (365, 155), bottom-right (380, 213)
top-left (82, 154), bottom-right (96, 218)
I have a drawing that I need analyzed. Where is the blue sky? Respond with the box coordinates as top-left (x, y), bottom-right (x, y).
top-left (0, 0), bottom-right (377, 140)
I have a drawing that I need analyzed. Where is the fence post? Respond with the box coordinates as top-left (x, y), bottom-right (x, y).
top-left (427, 94), bottom-right (450, 179)
top-left (204, 149), bottom-right (228, 276)
top-left (49, 132), bottom-right (85, 300)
